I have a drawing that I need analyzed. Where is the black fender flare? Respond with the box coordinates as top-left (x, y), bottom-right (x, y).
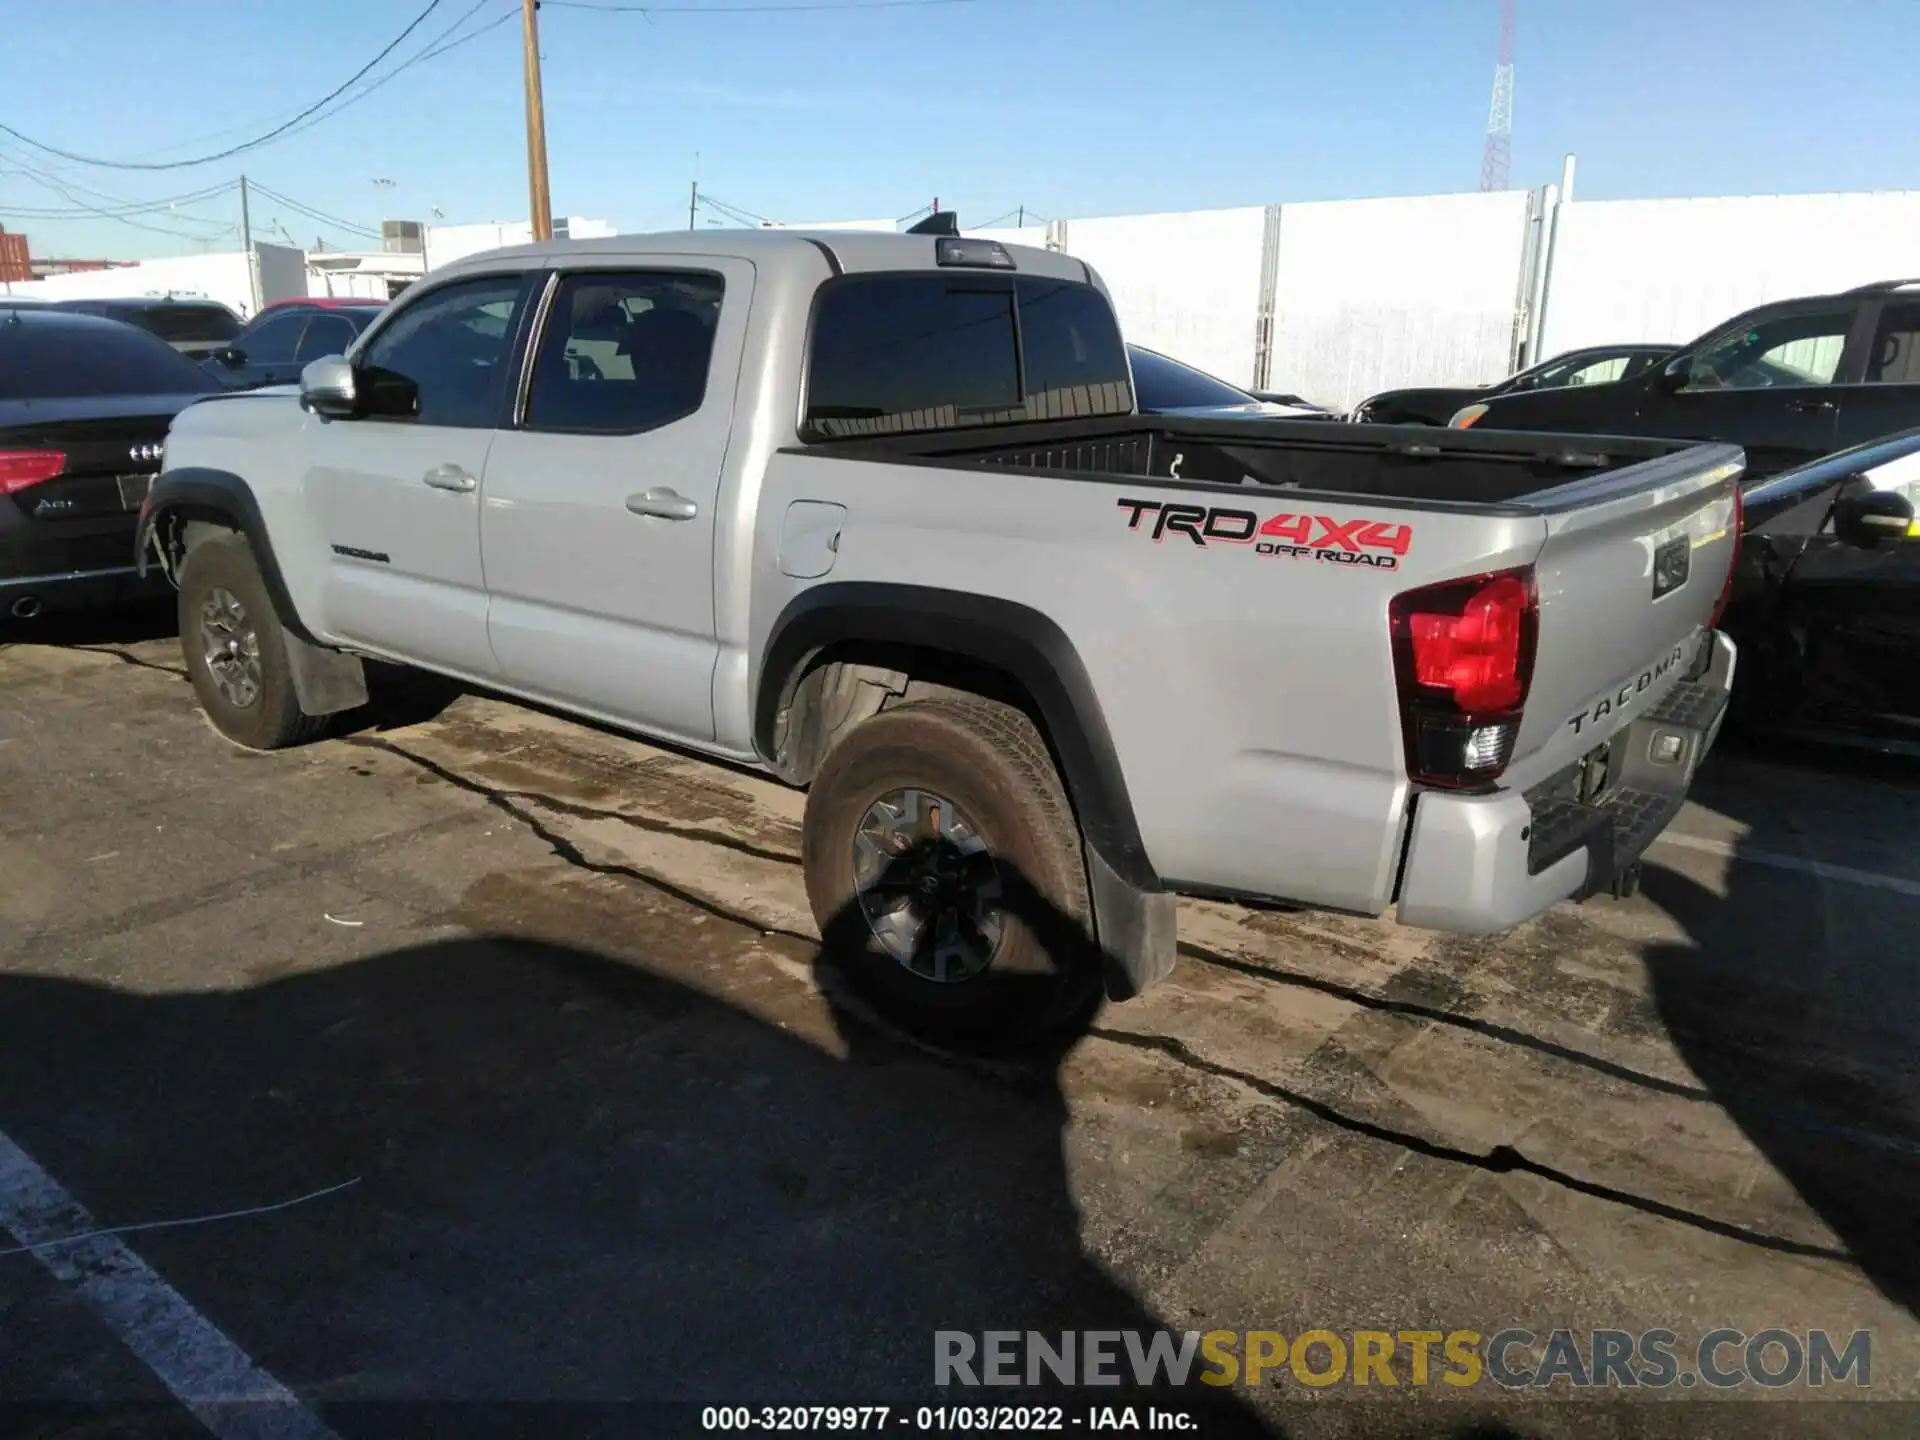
top-left (755, 583), bottom-right (1159, 893)
top-left (136, 466), bottom-right (316, 643)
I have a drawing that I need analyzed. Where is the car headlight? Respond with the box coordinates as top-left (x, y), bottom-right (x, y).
top-left (1450, 403), bottom-right (1490, 429)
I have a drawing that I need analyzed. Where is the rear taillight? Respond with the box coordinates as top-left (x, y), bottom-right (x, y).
top-left (1707, 479), bottom-right (1744, 629)
top-left (1390, 567), bottom-right (1539, 788)
top-left (0, 449), bottom-right (66, 497)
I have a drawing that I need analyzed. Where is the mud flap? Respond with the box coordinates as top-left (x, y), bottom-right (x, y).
top-left (281, 627), bottom-right (368, 717)
top-left (1086, 841), bottom-right (1178, 1000)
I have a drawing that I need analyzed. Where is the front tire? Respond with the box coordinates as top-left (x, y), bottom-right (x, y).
top-left (802, 697), bottom-right (1100, 1049)
top-left (177, 534), bottom-right (326, 751)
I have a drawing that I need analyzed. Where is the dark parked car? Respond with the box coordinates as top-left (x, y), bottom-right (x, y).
top-left (2, 306), bottom-right (219, 617)
top-left (51, 296), bottom-right (242, 360)
top-left (202, 301), bottom-right (385, 389)
top-left (1349, 343), bottom-right (1674, 425)
top-left (1127, 344), bottom-right (1332, 420)
top-left (1454, 280), bottom-right (1920, 480)
top-left (203, 303), bottom-right (384, 391)
top-left (1720, 424), bottom-right (1920, 750)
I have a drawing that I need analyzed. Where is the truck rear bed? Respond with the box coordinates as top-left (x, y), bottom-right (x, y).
top-left (802, 415), bottom-right (1705, 509)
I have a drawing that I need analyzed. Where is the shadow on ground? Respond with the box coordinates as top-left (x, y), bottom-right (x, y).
top-left (0, 595), bottom-right (177, 649)
top-left (1643, 745), bottom-right (1920, 1319)
top-left (0, 856), bottom-right (1323, 1436)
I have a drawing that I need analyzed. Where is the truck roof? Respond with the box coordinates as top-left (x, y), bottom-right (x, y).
top-left (433, 226), bottom-right (1096, 287)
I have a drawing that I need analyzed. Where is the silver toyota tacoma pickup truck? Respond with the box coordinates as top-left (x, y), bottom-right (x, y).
top-left (139, 229), bottom-right (1742, 1043)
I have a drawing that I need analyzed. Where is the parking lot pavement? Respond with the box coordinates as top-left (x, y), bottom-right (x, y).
top-left (3, 608), bottom-right (1919, 1438)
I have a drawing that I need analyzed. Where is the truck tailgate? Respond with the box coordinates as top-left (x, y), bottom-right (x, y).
top-left (1509, 441), bottom-right (1744, 782)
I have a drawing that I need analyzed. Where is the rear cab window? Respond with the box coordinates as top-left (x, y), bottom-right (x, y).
top-left (804, 272), bottom-right (1132, 439)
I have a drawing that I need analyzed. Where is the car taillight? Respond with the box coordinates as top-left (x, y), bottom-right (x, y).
top-left (0, 449), bottom-right (66, 497)
top-left (1707, 479), bottom-right (1743, 629)
top-left (1389, 567), bottom-right (1539, 788)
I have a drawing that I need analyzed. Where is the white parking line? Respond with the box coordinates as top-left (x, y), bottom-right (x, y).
top-left (0, 1130), bottom-right (338, 1440)
top-left (1655, 831), bottom-right (1920, 899)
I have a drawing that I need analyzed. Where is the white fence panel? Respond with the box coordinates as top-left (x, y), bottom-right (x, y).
top-left (2, 252), bottom-right (260, 318)
top-left (1269, 191), bottom-right (1531, 412)
top-left (1060, 208), bottom-right (1267, 389)
top-left (1541, 192), bottom-right (1920, 355)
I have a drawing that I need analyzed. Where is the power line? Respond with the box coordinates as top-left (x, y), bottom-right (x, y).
top-left (244, 3), bottom-right (519, 153)
top-left (697, 194), bottom-right (775, 227)
top-left (247, 182), bottom-right (382, 240)
top-left (547, 0), bottom-right (983, 12)
top-left (122, 0), bottom-right (509, 163)
top-left (0, 0), bottom-right (449, 172)
top-left (0, 172), bottom-right (238, 220)
top-left (0, 155), bottom-right (235, 239)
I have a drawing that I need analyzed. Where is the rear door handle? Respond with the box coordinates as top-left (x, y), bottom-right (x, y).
top-left (1785, 398), bottom-right (1836, 414)
top-left (423, 464), bottom-right (478, 492)
top-left (626, 487), bottom-right (698, 521)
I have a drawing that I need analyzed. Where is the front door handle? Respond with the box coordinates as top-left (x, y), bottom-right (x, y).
top-left (423, 464), bottom-right (478, 492)
top-left (626, 487), bottom-right (698, 521)
top-left (1785, 398), bottom-right (1837, 414)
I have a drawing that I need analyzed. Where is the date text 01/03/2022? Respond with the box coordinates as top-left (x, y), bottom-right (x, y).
top-left (699, 1404), bottom-right (1195, 1431)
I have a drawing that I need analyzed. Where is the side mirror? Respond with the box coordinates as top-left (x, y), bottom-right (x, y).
top-left (213, 346), bottom-right (247, 368)
top-left (1508, 374), bottom-right (1539, 392)
top-left (1655, 356), bottom-right (1691, 392)
top-left (1832, 487), bottom-right (1915, 548)
top-left (299, 355), bottom-right (357, 418)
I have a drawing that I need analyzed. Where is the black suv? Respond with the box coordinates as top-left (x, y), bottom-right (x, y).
top-left (1457, 280), bottom-right (1920, 479)
top-left (51, 297), bottom-right (242, 361)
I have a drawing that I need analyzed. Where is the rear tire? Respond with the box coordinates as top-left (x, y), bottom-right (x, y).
top-left (802, 696), bottom-right (1100, 1050)
top-left (177, 534), bottom-right (327, 751)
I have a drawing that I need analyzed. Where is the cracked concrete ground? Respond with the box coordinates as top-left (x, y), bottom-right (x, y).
top-left (2, 603), bottom-right (1918, 1438)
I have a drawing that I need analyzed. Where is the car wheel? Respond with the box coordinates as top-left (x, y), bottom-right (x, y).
top-left (802, 696), bottom-right (1101, 1050)
top-left (177, 533), bottom-right (327, 751)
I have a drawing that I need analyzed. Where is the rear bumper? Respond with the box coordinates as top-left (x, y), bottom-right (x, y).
top-left (0, 564), bottom-right (168, 615)
top-left (1394, 629), bottom-right (1735, 933)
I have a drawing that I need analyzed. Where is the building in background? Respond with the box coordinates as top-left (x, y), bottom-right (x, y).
top-left (0, 229), bottom-right (29, 287)
top-left (306, 249), bottom-right (426, 300)
top-left (0, 243), bottom-right (307, 318)
top-left (423, 216), bottom-right (614, 272)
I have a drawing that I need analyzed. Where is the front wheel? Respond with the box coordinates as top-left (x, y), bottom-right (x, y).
top-left (802, 697), bottom-right (1101, 1050)
top-left (177, 534), bottom-right (327, 751)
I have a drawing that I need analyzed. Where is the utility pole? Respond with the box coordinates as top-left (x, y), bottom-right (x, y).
top-left (689, 180), bottom-right (699, 232)
top-left (239, 173), bottom-right (260, 315)
top-left (521, 0), bottom-right (554, 241)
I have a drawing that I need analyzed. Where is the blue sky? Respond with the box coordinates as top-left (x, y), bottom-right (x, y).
top-left (3, 0), bottom-right (1915, 260)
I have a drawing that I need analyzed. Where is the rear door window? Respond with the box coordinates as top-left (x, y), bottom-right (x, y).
top-left (805, 272), bottom-right (1131, 439)
top-left (522, 270), bottom-right (725, 433)
top-left (1865, 301), bottom-right (1920, 384)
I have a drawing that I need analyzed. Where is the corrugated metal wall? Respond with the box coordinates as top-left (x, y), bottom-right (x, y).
top-left (1540, 192), bottom-right (1920, 355)
top-left (1267, 192), bottom-right (1532, 410)
top-left (1053, 208), bottom-right (1269, 391)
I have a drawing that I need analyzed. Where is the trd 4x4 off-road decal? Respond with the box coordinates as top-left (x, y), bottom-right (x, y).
top-left (1116, 498), bottom-right (1412, 570)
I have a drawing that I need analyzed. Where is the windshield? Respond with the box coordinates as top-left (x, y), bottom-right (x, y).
top-left (0, 320), bottom-right (220, 398)
top-left (140, 305), bottom-right (241, 345)
top-left (1128, 346), bottom-right (1255, 410)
